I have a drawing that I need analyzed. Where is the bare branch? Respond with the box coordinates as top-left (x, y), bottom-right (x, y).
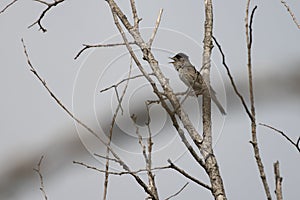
top-left (74, 42), bottom-right (136, 60)
top-left (0, 0), bottom-right (18, 14)
top-left (148, 9), bottom-right (163, 47)
top-left (106, 0), bottom-right (204, 158)
top-left (94, 153), bottom-right (121, 163)
top-left (33, 155), bottom-right (48, 200)
top-left (260, 123), bottom-right (300, 153)
top-left (103, 59), bottom-right (133, 200)
top-left (200, 0), bottom-right (227, 199)
top-left (73, 161), bottom-right (170, 176)
top-left (164, 182), bottom-right (189, 200)
top-left (212, 36), bottom-right (253, 121)
top-left (273, 161), bottom-right (283, 200)
top-left (28, 0), bottom-right (65, 32)
top-left (280, 0), bottom-right (300, 29)
top-left (145, 103), bottom-right (159, 198)
top-left (130, 0), bottom-right (140, 28)
top-left (21, 39), bottom-right (156, 198)
top-left (167, 159), bottom-right (212, 191)
top-left (245, 3), bottom-right (272, 200)
top-left (100, 73), bottom-right (155, 93)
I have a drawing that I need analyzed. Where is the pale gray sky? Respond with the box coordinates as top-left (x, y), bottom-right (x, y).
top-left (1, 0), bottom-right (300, 199)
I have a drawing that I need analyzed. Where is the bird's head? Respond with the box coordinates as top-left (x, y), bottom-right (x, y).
top-left (169, 53), bottom-right (191, 70)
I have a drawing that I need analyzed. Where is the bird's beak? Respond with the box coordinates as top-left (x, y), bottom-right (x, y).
top-left (168, 57), bottom-right (175, 64)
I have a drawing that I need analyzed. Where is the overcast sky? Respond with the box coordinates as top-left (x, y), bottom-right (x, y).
top-left (1, 0), bottom-right (300, 199)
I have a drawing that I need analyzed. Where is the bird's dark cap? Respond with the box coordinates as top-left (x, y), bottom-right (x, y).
top-left (171, 52), bottom-right (189, 60)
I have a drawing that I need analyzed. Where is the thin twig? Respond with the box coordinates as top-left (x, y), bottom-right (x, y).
top-left (145, 103), bottom-right (159, 198)
top-left (73, 161), bottom-right (170, 175)
top-left (273, 161), bottom-right (283, 200)
top-left (148, 9), bottom-right (163, 47)
top-left (164, 182), bottom-right (189, 200)
top-left (280, 0), bottom-right (300, 29)
top-left (103, 58), bottom-right (133, 200)
top-left (212, 36), bottom-right (253, 122)
top-left (100, 73), bottom-right (155, 93)
top-left (167, 159), bottom-right (212, 191)
top-left (28, 0), bottom-right (65, 32)
top-left (33, 155), bottom-right (48, 200)
top-left (245, 3), bottom-right (272, 200)
top-left (74, 42), bottom-right (136, 60)
top-left (0, 0), bottom-right (18, 14)
top-left (260, 123), bottom-right (300, 153)
top-left (94, 153), bottom-right (121, 163)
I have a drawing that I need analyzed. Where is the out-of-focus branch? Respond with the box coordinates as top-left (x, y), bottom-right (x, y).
top-left (280, 0), bottom-right (300, 29)
top-left (273, 161), bottom-right (283, 200)
top-left (0, 0), bottom-right (18, 14)
top-left (33, 155), bottom-right (48, 200)
top-left (260, 123), bottom-right (300, 153)
top-left (28, 0), bottom-right (65, 32)
top-left (245, 3), bottom-right (272, 200)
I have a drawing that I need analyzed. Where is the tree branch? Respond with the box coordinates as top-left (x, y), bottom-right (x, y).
top-left (212, 36), bottom-right (253, 122)
top-left (0, 0), bottom-right (18, 14)
top-left (164, 182), bottom-right (189, 200)
top-left (273, 161), bottom-right (283, 200)
top-left (28, 0), bottom-right (65, 32)
top-left (33, 155), bottom-right (48, 200)
top-left (167, 159), bottom-right (212, 191)
top-left (260, 123), bottom-right (300, 153)
top-left (245, 3), bottom-right (272, 200)
top-left (280, 0), bottom-right (300, 29)
top-left (74, 42), bottom-right (136, 60)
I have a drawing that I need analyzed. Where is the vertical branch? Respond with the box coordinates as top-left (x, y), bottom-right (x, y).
top-left (274, 161), bottom-right (283, 200)
top-left (33, 155), bottom-right (48, 200)
top-left (200, 1), bottom-right (227, 200)
top-left (145, 103), bottom-right (159, 199)
top-left (103, 59), bottom-right (133, 200)
top-left (245, 3), bottom-right (272, 200)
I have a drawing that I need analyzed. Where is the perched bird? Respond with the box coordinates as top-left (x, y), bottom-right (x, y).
top-left (169, 53), bottom-right (226, 115)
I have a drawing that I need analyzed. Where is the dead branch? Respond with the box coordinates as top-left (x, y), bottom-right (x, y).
top-left (0, 0), bottom-right (18, 14)
top-left (22, 38), bottom-right (157, 200)
top-left (100, 73), bottom-right (155, 93)
top-left (167, 159), bottom-right (212, 191)
top-left (212, 36), bottom-right (253, 121)
top-left (73, 160), bottom-right (170, 176)
top-left (260, 123), bottom-right (300, 153)
top-left (74, 42), bottom-right (136, 60)
top-left (200, 0), bottom-right (227, 199)
top-left (273, 161), bottom-right (283, 200)
top-left (245, 3), bottom-right (272, 200)
top-left (33, 155), bottom-right (48, 200)
top-left (280, 0), bottom-right (300, 29)
top-left (28, 0), bottom-right (65, 32)
top-left (103, 59), bottom-right (133, 200)
top-left (148, 9), bottom-right (163, 47)
top-left (164, 182), bottom-right (189, 200)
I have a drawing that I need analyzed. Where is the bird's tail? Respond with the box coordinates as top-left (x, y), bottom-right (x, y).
top-left (210, 87), bottom-right (226, 115)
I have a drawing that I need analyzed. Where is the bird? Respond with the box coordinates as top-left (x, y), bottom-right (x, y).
top-left (169, 53), bottom-right (226, 115)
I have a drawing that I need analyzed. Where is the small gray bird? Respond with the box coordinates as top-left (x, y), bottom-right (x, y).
top-left (169, 53), bottom-right (226, 115)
